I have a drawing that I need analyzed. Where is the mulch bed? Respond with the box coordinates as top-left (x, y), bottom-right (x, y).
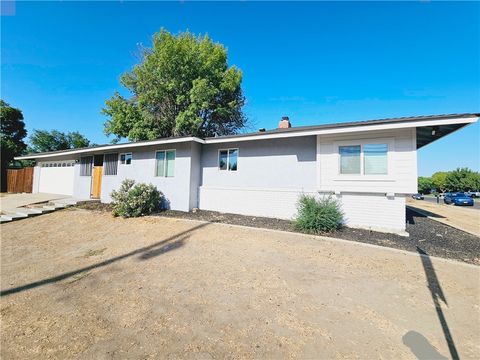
top-left (76, 202), bottom-right (479, 265)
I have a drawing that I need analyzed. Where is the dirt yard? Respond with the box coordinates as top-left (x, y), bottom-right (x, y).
top-left (1, 209), bottom-right (479, 359)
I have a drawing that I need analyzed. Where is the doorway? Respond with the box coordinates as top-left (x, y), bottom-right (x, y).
top-left (91, 155), bottom-right (104, 199)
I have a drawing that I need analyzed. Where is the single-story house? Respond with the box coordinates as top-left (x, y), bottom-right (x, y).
top-left (16, 113), bottom-right (478, 234)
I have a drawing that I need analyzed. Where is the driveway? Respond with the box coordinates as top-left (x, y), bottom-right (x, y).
top-left (0, 192), bottom-right (72, 212)
top-left (1, 209), bottom-right (479, 359)
top-left (407, 198), bottom-right (480, 237)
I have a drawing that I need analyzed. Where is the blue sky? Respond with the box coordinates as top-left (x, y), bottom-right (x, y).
top-left (1, 1), bottom-right (479, 176)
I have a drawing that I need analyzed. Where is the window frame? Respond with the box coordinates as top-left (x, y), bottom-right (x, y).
top-left (120, 152), bottom-right (132, 165)
top-left (218, 148), bottom-right (239, 172)
top-left (80, 156), bottom-right (93, 177)
top-left (103, 153), bottom-right (119, 176)
top-left (335, 138), bottom-right (393, 180)
top-left (155, 149), bottom-right (176, 178)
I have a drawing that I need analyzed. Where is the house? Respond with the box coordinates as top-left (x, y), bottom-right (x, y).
top-left (15, 113), bottom-right (479, 234)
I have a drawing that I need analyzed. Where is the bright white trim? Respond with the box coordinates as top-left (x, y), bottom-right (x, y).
top-left (14, 116), bottom-right (478, 160)
top-left (154, 149), bottom-right (176, 177)
top-left (334, 137), bottom-right (394, 180)
top-left (15, 137), bottom-right (205, 160)
top-left (218, 148), bottom-right (239, 171)
top-left (119, 152), bottom-right (132, 165)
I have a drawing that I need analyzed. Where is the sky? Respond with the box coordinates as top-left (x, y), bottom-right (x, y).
top-left (1, 1), bottom-right (479, 176)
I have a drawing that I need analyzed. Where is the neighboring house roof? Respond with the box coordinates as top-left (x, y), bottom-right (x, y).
top-left (15, 113), bottom-right (479, 160)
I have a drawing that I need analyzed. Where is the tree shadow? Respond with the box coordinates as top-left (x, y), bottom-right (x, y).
top-left (414, 246), bottom-right (459, 360)
top-left (1, 222), bottom-right (210, 297)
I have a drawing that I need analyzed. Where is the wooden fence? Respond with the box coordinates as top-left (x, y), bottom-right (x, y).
top-left (6, 167), bottom-right (34, 193)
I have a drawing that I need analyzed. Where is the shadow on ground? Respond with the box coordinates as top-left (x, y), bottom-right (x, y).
top-left (403, 247), bottom-right (460, 360)
top-left (0, 222), bottom-right (209, 297)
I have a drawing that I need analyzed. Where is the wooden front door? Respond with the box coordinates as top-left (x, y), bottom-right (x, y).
top-left (91, 166), bottom-right (102, 199)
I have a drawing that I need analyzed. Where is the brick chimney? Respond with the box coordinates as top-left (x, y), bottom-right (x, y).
top-left (278, 116), bottom-right (291, 129)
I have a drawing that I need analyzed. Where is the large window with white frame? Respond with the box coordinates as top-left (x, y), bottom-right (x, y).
top-left (155, 150), bottom-right (175, 177)
top-left (338, 140), bottom-right (390, 176)
top-left (218, 148), bottom-right (238, 171)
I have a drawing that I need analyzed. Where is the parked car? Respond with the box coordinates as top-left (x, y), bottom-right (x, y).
top-left (412, 193), bottom-right (424, 200)
top-left (465, 191), bottom-right (480, 198)
top-left (443, 192), bottom-right (474, 206)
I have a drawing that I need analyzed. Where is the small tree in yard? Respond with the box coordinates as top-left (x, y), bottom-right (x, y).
top-left (294, 194), bottom-right (344, 234)
top-left (110, 179), bottom-right (163, 217)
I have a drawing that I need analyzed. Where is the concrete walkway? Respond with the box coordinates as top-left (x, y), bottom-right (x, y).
top-left (407, 198), bottom-right (480, 237)
top-left (0, 193), bottom-right (72, 211)
top-left (0, 193), bottom-right (86, 223)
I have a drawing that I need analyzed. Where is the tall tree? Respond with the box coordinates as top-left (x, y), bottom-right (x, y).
top-left (103, 29), bottom-right (247, 142)
top-left (29, 130), bottom-right (90, 153)
top-left (444, 168), bottom-right (479, 192)
top-left (431, 171), bottom-right (448, 192)
top-left (0, 100), bottom-right (27, 191)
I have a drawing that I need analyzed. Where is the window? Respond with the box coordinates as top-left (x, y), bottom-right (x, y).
top-left (104, 153), bottom-right (118, 176)
top-left (338, 142), bottom-right (389, 176)
top-left (155, 150), bottom-right (175, 177)
top-left (219, 149), bottom-right (238, 171)
top-left (120, 153), bottom-right (132, 165)
top-left (339, 145), bottom-right (361, 174)
top-left (80, 156), bottom-right (93, 176)
top-left (364, 144), bottom-right (388, 175)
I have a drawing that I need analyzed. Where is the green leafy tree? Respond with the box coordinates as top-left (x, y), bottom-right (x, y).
top-left (465, 171), bottom-right (480, 191)
top-left (29, 130), bottom-right (90, 153)
top-left (431, 171), bottom-right (448, 192)
top-left (444, 168), bottom-right (479, 192)
top-left (417, 176), bottom-right (434, 194)
top-left (103, 29), bottom-right (247, 142)
top-left (0, 100), bottom-right (27, 191)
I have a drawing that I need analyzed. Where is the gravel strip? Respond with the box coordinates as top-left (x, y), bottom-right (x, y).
top-left (76, 203), bottom-right (480, 265)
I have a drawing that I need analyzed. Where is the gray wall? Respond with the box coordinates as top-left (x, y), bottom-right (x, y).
top-left (100, 142), bottom-right (194, 211)
top-left (200, 136), bottom-right (317, 190)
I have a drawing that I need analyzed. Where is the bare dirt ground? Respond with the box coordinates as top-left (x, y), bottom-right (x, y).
top-left (407, 198), bottom-right (480, 237)
top-left (1, 209), bottom-right (479, 359)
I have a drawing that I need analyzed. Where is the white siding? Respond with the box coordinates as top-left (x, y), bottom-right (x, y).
top-left (317, 128), bottom-right (417, 194)
top-left (199, 187), bottom-right (406, 233)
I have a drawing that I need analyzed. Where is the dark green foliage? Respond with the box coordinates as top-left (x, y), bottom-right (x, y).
top-left (103, 29), bottom-right (247, 142)
top-left (0, 100), bottom-right (27, 191)
top-left (110, 179), bottom-right (163, 218)
top-left (418, 168), bottom-right (480, 193)
top-left (417, 176), bottom-right (434, 194)
top-left (444, 168), bottom-right (480, 192)
top-left (294, 195), bottom-right (344, 234)
top-left (29, 129), bottom-right (90, 153)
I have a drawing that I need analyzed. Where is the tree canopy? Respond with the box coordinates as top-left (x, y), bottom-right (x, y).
top-left (29, 129), bottom-right (91, 153)
top-left (418, 168), bottom-right (480, 193)
top-left (417, 176), bottom-right (434, 194)
top-left (0, 100), bottom-right (28, 190)
top-left (444, 168), bottom-right (480, 192)
top-left (102, 29), bottom-right (247, 142)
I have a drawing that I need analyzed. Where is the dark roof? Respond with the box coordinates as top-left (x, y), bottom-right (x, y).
top-left (16, 113), bottom-right (479, 158)
top-left (205, 113), bottom-right (480, 140)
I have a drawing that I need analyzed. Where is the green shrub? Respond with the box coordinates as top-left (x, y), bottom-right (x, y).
top-left (293, 194), bottom-right (344, 233)
top-left (110, 179), bottom-right (163, 218)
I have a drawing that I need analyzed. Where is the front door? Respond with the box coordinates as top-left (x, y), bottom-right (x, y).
top-left (91, 166), bottom-right (102, 199)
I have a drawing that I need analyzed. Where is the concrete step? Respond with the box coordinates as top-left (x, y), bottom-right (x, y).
top-left (42, 205), bottom-right (56, 212)
top-left (0, 215), bottom-right (13, 223)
